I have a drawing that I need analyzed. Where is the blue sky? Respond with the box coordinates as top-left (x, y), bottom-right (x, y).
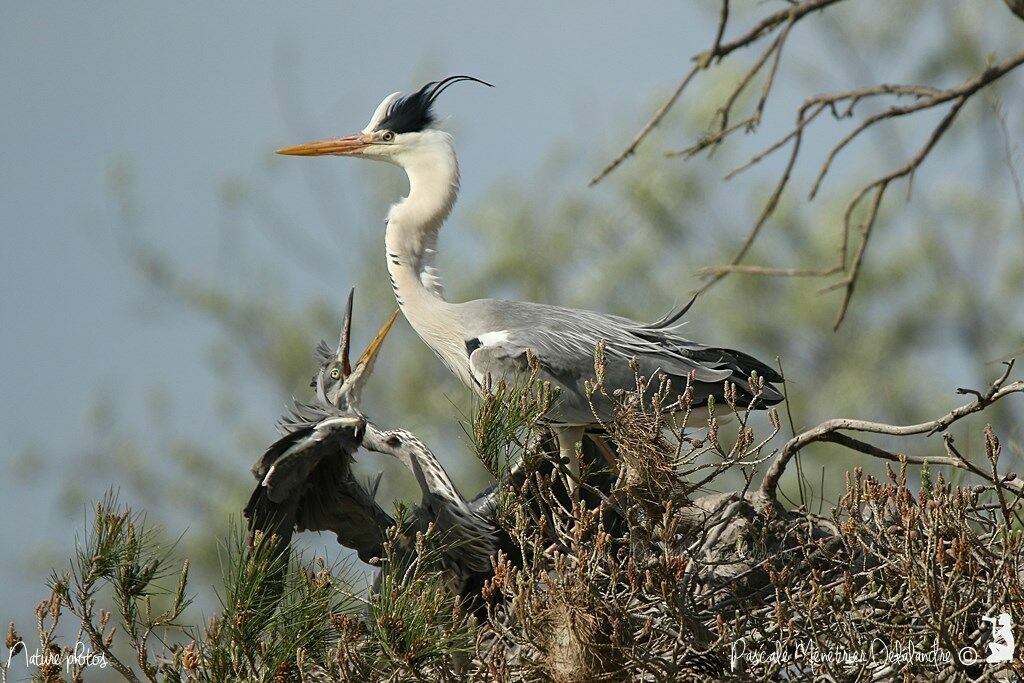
top-left (1, 0), bottom-right (717, 630)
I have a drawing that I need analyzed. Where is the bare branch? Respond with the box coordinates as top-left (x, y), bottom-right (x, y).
top-left (588, 64), bottom-right (701, 187)
top-left (590, 0), bottom-right (847, 185)
top-left (993, 98), bottom-right (1024, 224)
top-left (668, 20), bottom-right (794, 160)
top-left (696, 103), bottom-right (809, 295)
top-left (592, 0), bottom-right (1024, 329)
top-left (714, 50), bottom-right (1024, 328)
top-left (761, 361), bottom-right (1023, 499)
top-left (701, 0), bottom-right (844, 60)
top-left (698, 263), bottom-right (842, 278)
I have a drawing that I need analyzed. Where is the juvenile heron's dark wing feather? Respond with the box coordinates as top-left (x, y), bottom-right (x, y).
top-left (246, 414), bottom-right (392, 564)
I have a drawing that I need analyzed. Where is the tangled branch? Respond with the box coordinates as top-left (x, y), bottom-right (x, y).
top-left (762, 360), bottom-right (1024, 499)
top-left (592, 0), bottom-right (1024, 329)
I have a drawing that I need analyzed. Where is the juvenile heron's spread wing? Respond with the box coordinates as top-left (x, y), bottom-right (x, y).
top-left (245, 408), bottom-right (392, 565)
top-left (253, 412), bottom-right (363, 505)
top-left (459, 299), bottom-right (784, 425)
top-left (245, 296), bottom-right (400, 567)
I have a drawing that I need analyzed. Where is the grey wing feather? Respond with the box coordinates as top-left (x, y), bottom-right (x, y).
top-left (249, 427), bottom-right (318, 503)
top-left (254, 416), bottom-right (362, 503)
top-left (430, 501), bottom-right (500, 574)
top-left (462, 299), bottom-right (783, 424)
top-left (276, 398), bottom-right (339, 435)
top-left (296, 469), bottom-right (394, 564)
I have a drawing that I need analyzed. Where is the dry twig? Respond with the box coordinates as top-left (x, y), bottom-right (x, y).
top-left (592, 0), bottom-right (1024, 329)
top-left (761, 361), bottom-right (1024, 499)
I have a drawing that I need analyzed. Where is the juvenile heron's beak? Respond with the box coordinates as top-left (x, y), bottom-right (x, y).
top-left (340, 309), bottom-right (402, 404)
top-left (276, 134), bottom-right (369, 156)
top-left (339, 288), bottom-right (355, 378)
top-left (354, 309), bottom-right (401, 374)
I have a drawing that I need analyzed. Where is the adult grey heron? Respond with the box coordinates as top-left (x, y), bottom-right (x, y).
top-left (277, 76), bottom-right (784, 496)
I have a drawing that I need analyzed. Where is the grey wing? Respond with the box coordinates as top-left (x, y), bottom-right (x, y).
top-left (297, 469), bottom-right (394, 565)
top-left (464, 301), bottom-right (782, 423)
top-left (431, 502), bottom-right (499, 575)
top-left (252, 415), bottom-right (364, 503)
top-left (467, 329), bottom-right (601, 425)
top-left (245, 424), bottom-right (330, 559)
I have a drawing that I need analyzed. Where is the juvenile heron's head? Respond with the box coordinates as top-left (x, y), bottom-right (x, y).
top-left (312, 289), bottom-right (399, 411)
top-left (275, 75), bottom-right (492, 166)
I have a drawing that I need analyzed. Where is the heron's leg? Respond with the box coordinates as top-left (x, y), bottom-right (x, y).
top-left (590, 434), bottom-right (618, 470)
top-left (556, 426), bottom-right (585, 503)
top-left (452, 650), bottom-right (468, 677)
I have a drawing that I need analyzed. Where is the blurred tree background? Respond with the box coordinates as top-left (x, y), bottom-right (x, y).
top-left (6, 0), bottom-right (1023, 623)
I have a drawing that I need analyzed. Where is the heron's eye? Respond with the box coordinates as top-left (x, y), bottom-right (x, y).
top-left (380, 130), bottom-right (395, 142)
top-left (330, 368), bottom-right (341, 380)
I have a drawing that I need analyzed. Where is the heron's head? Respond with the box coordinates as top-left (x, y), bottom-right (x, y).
top-left (276, 75), bottom-right (492, 165)
top-left (313, 288), bottom-right (400, 410)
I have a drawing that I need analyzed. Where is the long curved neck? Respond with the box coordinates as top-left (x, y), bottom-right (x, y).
top-left (385, 144), bottom-right (457, 304)
top-left (394, 430), bottom-right (470, 510)
top-left (385, 134), bottom-right (470, 382)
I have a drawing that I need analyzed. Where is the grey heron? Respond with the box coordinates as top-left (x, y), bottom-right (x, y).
top-left (245, 292), bottom-right (399, 566)
top-left (277, 76), bottom-right (784, 497)
top-left (361, 424), bottom-right (519, 618)
top-left (246, 290), bottom-right (514, 617)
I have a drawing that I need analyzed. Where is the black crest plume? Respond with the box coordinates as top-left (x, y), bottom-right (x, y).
top-left (377, 75), bottom-right (493, 134)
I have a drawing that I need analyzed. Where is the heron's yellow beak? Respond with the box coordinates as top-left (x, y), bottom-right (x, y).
top-left (342, 309), bottom-right (401, 394)
top-left (276, 135), bottom-right (369, 156)
top-left (356, 309), bottom-right (401, 370)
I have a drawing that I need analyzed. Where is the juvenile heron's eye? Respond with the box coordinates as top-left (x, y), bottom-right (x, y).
top-left (330, 368), bottom-right (341, 380)
top-left (380, 130), bottom-right (395, 142)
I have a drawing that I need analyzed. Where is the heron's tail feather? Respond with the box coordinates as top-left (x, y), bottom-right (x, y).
top-left (677, 345), bottom-right (784, 407)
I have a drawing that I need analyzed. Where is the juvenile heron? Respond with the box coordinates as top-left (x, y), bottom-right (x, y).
top-left (247, 291), bottom-right (512, 614)
top-left (278, 76), bottom-right (784, 495)
top-left (361, 424), bottom-right (517, 614)
top-left (245, 292), bottom-right (399, 565)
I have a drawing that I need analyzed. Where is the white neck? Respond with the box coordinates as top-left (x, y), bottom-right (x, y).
top-left (384, 132), bottom-right (472, 383)
top-left (385, 133), bottom-right (458, 303)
